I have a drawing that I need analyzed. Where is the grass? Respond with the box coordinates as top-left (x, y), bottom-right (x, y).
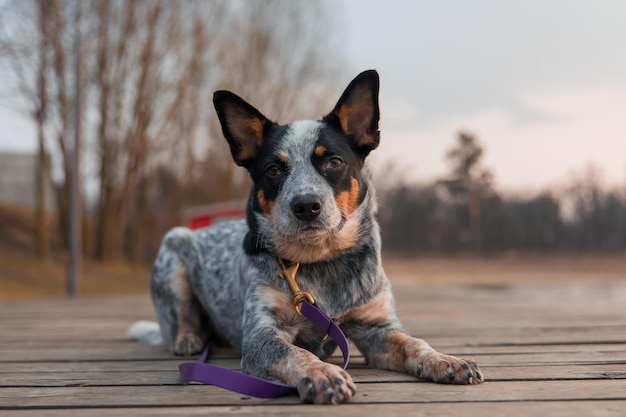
top-left (0, 204), bottom-right (151, 300)
top-left (0, 253), bottom-right (151, 300)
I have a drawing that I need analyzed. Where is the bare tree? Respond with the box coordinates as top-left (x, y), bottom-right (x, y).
top-left (440, 131), bottom-right (495, 249)
top-left (34, 0), bottom-right (51, 260)
top-left (0, 0), bottom-right (343, 263)
top-left (0, 1), bottom-right (53, 259)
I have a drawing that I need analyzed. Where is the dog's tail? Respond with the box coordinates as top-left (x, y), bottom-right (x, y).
top-left (127, 321), bottom-right (165, 346)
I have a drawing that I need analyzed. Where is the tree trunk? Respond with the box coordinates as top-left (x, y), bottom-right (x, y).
top-left (35, 135), bottom-right (50, 260)
top-left (34, 0), bottom-right (50, 260)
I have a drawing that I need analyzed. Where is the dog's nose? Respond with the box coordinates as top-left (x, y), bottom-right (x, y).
top-left (290, 194), bottom-right (322, 222)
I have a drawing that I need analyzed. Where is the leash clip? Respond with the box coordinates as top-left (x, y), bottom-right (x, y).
top-left (278, 259), bottom-right (315, 316)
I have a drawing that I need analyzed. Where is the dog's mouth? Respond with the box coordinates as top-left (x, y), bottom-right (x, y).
top-left (299, 224), bottom-right (325, 232)
top-left (294, 216), bottom-right (345, 235)
top-left (271, 216), bottom-right (360, 263)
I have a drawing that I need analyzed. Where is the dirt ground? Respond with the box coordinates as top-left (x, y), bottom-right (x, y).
top-left (1, 251), bottom-right (625, 300)
top-left (383, 252), bottom-right (626, 286)
top-left (2, 204), bottom-right (625, 300)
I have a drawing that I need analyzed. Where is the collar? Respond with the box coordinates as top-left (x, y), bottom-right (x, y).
top-left (278, 258), bottom-right (314, 316)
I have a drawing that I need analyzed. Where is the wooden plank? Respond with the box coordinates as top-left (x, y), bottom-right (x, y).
top-left (3, 308), bottom-right (626, 351)
top-left (2, 279), bottom-right (624, 319)
top-left (3, 357), bottom-right (625, 378)
top-left (0, 359), bottom-right (186, 373)
top-left (1, 401), bottom-right (623, 417)
top-left (2, 401), bottom-right (626, 417)
top-left (5, 320), bottom-right (626, 339)
top-left (0, 347), bottom-right (172, 362)
top-left (2, 286), bottom-right (624, 344)
top-left (4, 333), bottom-right (615, 350)
top-left (457, 350), bottom-right (626, 366)
top-left (5, 336), bottom-right (626, 355)
top-left (2, 380), bottom-right (626, 409)
top-left (3, 343), bottom-right (626, 364)
top-left (1, 276), bottom-right (626, 415)
top-left (2, 363), bottom-right (626, 387)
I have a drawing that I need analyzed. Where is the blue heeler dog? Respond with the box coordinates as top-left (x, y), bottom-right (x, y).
top-left (131, 70), bottom-right (483, 404)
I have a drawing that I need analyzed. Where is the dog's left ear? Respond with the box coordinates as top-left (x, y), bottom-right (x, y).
top-left (324, 70), bottom-right (380, 158)
top-left (213, 91), bottom-right (272, 168)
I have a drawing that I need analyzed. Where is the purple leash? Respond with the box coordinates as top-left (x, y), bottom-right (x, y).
top-left (178, 299), bottom-right (350, 398)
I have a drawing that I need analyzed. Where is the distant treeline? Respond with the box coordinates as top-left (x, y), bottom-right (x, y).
top-left (378, 133), bottom-right (626, 253)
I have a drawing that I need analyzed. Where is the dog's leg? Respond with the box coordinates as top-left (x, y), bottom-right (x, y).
top-left (363, 330), bottom-right (483, 384)
top-left (342, 287), bottom-right (483, 385)
top-left (241, 285), bottom-right (357, 404)
top-left (151, 228), bottom-right (209, 356)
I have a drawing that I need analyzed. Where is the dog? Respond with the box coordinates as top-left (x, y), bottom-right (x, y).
top-left (132, 70), bottom-right (483, 404)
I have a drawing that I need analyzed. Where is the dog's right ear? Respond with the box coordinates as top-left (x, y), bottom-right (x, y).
top-left (324, 70), bottom-right (380, 159)
top-left (213, 91), bottom-right (271, 168)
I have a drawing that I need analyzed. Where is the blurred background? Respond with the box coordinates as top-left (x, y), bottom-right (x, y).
top-left (0, 0), bottom-right (625, 299)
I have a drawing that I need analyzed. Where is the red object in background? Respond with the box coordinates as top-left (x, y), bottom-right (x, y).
top-left (188, 208), bottom-right (245, 230)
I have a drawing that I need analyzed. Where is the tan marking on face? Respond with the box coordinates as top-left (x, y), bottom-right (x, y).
top-left (335, 177), bottom-right (360, 216)
top-left (272, 213), bottom-right (360, 263)
top-left (314, 145), bottom-right (326, 156)
top-left (257, 189), bottom-right (274, 215)
top-left (278, 152), bottom-right (288, 163)
top-left (268, 176), bottom-right (364, 263)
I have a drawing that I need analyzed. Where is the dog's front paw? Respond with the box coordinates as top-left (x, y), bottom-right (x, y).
top-left (416, 353), bottom-right (483, 385)
top-left (173, 332), bottom-right (205, 356)
top-left (296, 363), bottom-right (356, 404)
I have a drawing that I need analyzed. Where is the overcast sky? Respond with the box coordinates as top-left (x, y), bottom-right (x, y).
top-left (1, 1), bottom-right (625, 192)
top-left (340, 0), bottom-right (626, 192)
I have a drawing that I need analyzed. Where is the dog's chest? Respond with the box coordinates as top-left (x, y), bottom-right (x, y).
top-left (292, 250), bottom-right (383, 315)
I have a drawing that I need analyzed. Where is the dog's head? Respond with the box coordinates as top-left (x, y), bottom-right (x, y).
top-left (213, 70), bottom-right (380, 263)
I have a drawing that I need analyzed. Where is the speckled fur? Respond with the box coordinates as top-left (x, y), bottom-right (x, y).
top-left (147, 71), bottom-right (483, 405)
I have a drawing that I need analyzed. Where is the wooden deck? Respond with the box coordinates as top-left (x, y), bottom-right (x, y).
top-left (2, 272), bottom-right (626, 416)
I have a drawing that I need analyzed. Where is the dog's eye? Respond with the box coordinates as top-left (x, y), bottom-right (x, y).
top-left (265, 164), bottom-right (282, 177)
top-left (324, 156), bottom-right (344, 170)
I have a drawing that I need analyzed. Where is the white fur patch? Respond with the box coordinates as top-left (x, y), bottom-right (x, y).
top-left (127, 320), bottom-right (164, 345)
top-left (281, 120), bottom-right (322, 154)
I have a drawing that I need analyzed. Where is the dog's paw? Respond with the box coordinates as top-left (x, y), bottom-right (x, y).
top-left (416, 353), bottom-right (483, 385)
top-left (296, 363), bottom-right (356, 404)
top-left (173, 332), bottom-right (205, 356)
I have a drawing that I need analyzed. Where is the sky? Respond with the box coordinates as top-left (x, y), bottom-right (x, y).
top-left (339, 0), bottom-right (626, 192)
top-left (1, 1), bottom-right (625, 193)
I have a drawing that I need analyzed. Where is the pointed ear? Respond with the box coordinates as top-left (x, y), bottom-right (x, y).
top-left (213, 91), bottom-right (272, 168)
top-left (324, 70), bottom-right (380, 157)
